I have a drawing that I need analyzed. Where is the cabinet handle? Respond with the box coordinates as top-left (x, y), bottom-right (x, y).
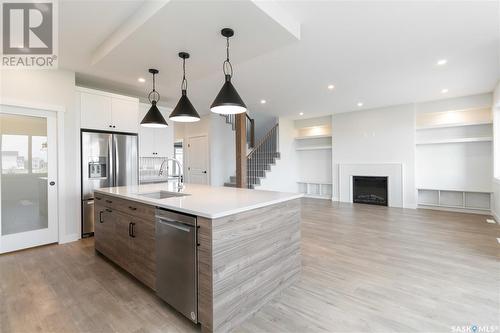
top-left (109, 125), bottom-right (112, 128)
top-left (105, 208), bottom-right (112, 213)
top-left (105, 199), bottom-right (112, 204)
top-left (129, 222), bottom-right (136, 238)
top-left (128, 206), bottom-right (137, 211)
top-left (99, 211), bottom-right (104, 223)
top-left (95, 197), bottom-right (101, 201)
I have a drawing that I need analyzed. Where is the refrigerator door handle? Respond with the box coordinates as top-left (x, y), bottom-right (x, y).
top-left (108, 134), bottom-right (114, 187)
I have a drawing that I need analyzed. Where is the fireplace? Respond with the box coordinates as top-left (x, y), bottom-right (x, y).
top-left (353, 176), bottom-right (388, 206)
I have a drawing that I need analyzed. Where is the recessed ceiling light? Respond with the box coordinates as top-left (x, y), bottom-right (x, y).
top-left (260, 99), bottom-right (266, 104)
top-left (436, 59), bottom-right (448, 66)
top-left (441, 88), bottom-right (449, 94)
top-left (299, 112), bottom-right (304, 116)
top-left (327, 84), bottom-right (335, 90)
top-left (138, 77), bottom-right (146, 83)
top-left (357, 102), bottom-right (363, 107)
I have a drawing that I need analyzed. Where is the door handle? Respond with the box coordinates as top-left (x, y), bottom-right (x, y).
top-left (49, 181), bottom-right (55, 186)
top-left (129, 222), bottom-right (136, 238)
top-left (157, 218), bottom-right (192, 232)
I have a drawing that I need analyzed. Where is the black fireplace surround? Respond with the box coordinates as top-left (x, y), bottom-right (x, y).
top-left (353, 176), bottom-right (388, 206)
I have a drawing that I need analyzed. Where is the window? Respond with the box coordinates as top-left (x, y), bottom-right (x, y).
top-left (1, 135), bottom-right (48, 174)
top-left (1, 135), bottom-right (29, 174)
top-left (173, 142), bottom-right (183, 176)
top-left (32, 136), bottom-right (48, 173)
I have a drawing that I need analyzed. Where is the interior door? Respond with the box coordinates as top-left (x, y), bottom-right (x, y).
top-left (0, 108), bottom-right (58, 253)
top-left (187, 135), bottom-right (209, 184)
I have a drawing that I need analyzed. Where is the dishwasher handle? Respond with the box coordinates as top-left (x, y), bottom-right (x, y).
top-left (157, 217), bottom-right (192, 232)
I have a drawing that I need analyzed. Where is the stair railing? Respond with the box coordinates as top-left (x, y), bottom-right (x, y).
top-left (220, 113), bottom-right (255, 149)
top-left (247, 123), bottom-right (279, 188)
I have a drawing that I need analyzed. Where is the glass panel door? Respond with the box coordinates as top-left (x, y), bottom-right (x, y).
top-left (0, 109), bottom-right (58, 253)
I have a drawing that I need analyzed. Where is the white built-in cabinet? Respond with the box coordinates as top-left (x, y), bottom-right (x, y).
top-left (294, 117), bottom-right (333, 199)
top-left (415, 107), bottom-right (493, 213)
top-left (78, 87), bottom-right (139, 133)
top-left (138, 103), bottom-right (174, 158)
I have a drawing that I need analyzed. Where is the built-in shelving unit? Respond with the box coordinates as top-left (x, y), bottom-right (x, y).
top-left (417, 188), bottom-right (491, 213)
top-left (295, 146), bottom-right (332, 151)
top-left (298, 182), bottom-right (332, 199)
top-left (295, 132), bottom-right (332, 151)
top-left (416, 137), bottom-right (492, 145)
top-left (295, 134), bottom-right (332, 140)
top-left (294, 116), bottom-right (333, 199)
top-left (415, 107), bottom-right (493, 213)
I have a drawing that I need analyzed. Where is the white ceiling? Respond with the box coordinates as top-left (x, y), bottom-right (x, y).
top-left (60, 0), bottom-right (500, 119)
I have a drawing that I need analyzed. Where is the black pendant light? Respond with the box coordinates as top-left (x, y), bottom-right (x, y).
top-left (140, 68), bottom-right (168, 128)
top-left (210, 28), bottom-right (247, 115)
top-left (169, 52), bottom-right (201, 122)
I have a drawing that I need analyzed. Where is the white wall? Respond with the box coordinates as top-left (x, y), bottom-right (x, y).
top-left (256, 117), bottom-right (299, 193)
top-left (416, 93), bottom-right (492, 114)
top-left (0, 69), bottom-right (79, 243)
top-left (179, 114), bottom-right (235, 187)
top-left (491, 83), bottom-right (500, 220)
top-left (332, 104), bottom-right (417, 208)
top-left (248, 110), bottom-right (277, 143)
top-left (210, 115), bottom-right (235, 186)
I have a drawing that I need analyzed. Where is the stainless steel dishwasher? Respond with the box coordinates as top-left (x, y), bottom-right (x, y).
top-left (155, 208), bottom-right (198, 323)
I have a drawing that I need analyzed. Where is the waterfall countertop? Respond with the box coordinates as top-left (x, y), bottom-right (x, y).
top-left (94, 182), bottom-right (303, 219)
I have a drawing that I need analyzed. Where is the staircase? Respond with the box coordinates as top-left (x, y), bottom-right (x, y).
top-left (220, 114), bottom-right (255, 149)
top-left (221, 114), bottom-right (279, 189)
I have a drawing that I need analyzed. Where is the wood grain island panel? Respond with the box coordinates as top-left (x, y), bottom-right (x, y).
top-left (199, 199), bottom-right (302, 333)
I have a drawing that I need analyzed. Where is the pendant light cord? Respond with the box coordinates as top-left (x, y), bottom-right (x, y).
top-left (181, 57), bottom-right (188, 91)
top-left (148, 72), bottom-right (160, 103)
top-left (223, 36), bottom-right (233, 78)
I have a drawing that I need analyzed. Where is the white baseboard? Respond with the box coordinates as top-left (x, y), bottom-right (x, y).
top-left (492, 209), bottom-right (500, 222)
top-left (404, 203), bottom-right (417, 209)
top-left (59, 233), bottom-right (80, 244)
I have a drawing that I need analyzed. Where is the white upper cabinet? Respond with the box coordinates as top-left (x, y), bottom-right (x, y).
top-left (138, 103), bottom-right (174, 158)
top-left (80, 92), bottom-right (112, 131)
top-left (79, 87), bottom-right (139, 133)
top-left (111, 98), bottom-right (139, 133)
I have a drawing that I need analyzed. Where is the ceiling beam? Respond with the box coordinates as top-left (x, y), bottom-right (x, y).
top-left (91, 0), bottom-right (171, 65)
top-left (251, 1), bottom-right (301, 40)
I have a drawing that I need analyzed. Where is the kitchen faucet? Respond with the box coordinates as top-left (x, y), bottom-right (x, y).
top-left (159, 157), bottom-right (184, 190)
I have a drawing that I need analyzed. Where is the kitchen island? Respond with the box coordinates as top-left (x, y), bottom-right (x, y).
top-left (93, 183), bottom-right (302, 333)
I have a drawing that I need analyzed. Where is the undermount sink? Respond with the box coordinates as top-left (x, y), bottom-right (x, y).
top-left (136, 191), bottom-right (188, 199)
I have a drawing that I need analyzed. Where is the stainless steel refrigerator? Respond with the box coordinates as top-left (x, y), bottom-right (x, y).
top-left (81, 130), bottom-right (138, 237)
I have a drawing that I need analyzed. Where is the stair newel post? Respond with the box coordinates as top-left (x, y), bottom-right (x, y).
top-left (236, 113), bottom-right (247, 188)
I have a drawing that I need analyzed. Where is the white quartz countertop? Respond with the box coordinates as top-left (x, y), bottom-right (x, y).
top-left (94, 183), bottom-right (303, 219)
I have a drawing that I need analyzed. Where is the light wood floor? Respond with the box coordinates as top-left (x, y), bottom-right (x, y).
top-left (1, 199), bottom-right (498, 333)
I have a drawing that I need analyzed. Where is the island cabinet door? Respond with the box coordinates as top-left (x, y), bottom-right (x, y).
top-left (94, 206), bottom-right (117, 262)
top-left (130, 217), bottom-right (156, 290)
top-left (113, 212), bottom-right (134, 274)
